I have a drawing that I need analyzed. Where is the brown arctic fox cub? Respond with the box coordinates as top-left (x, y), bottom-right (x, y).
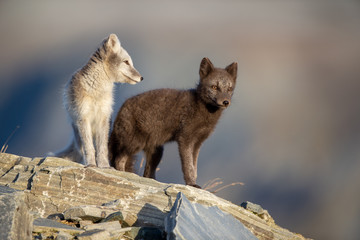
top-left (109, 58), bottom-right (237, 187)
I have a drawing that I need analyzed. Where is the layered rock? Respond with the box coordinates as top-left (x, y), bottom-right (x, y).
top-left (165, 192), bottom-right (258, 240)
top-left (0, 185), bottom-right (33, 240)
top-left (0, 153), bottom-right (309, 240)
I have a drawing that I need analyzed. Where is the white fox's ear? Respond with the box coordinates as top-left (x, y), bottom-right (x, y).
top-left (225, 62), bottom-right (237, 81)
top-left (199, 57), bottom-right (214, 79)
top-left (106, 34), bottom-right (121, 53)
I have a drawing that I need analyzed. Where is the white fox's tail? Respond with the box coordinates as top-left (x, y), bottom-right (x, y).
top-left (50, 140), bottom-right (83, 164)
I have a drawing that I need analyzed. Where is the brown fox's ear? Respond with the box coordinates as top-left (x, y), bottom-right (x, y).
top-left (225, 62), bottom-right (238, 80)
top-left (106, 34), bottom-right (121, 53)
top-left (199, 57), bottom-right (214, 79)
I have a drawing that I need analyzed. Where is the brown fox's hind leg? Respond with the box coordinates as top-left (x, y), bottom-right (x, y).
top-left (143, 146), bottom-right (164, 179)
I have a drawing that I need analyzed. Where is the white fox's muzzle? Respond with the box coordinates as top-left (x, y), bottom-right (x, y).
top-left (126, 75), bottom-right (143, 85)
top-left (120, 66), bottom-right (143, 84)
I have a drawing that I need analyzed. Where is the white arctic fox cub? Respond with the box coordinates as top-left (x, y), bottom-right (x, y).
top-left (56, 34), bottom-right (143, 167)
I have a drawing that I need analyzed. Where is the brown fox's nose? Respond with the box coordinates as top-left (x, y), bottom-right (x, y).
top-left (223, 100), bottom-right (229, 107)
top-left (140, 77), bottom-right (144, 81)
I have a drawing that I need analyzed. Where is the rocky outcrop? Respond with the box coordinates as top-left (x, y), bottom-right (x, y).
top-left (165, 192), bottom-right (258, 240)
top-left (0, 153), bottom-right (309, 240)
top-left (0, 186), bottom-right (33, 240)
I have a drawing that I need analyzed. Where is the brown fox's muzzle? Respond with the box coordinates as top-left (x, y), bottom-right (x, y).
top-left (215, 99), bottom-right (231, 108)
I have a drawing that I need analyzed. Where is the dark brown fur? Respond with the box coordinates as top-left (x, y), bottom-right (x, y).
top-left (109, 58), bottom-right (237, 187)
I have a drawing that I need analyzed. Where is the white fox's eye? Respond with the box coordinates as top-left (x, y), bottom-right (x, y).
top-left (124, 60), bottom-right (130, 65)
top-left (211, 85), bottom-right (218, 90)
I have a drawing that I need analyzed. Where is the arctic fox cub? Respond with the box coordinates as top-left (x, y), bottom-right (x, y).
top-left (109, 58), bottom-right (237, 187)
top-left (56, 34), bottom-right (143, 167)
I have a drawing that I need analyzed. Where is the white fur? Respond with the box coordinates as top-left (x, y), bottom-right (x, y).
top-left (56, 34), bottom-right (142, 167)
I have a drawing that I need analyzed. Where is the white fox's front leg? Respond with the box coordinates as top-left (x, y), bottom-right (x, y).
top-left (76, 119), bottom-right (96, 166)
top-left (95, 117), bottom-right (111, 168)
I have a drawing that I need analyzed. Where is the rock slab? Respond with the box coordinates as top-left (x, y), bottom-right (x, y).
top-left (33, 218), bottom-right (84, 234)
top-left (165, 192), bottom-right (258, 240)
top-left (0, 153), bottom-right (310, 240)
top-left (0, 185), bottom-right (33, 240)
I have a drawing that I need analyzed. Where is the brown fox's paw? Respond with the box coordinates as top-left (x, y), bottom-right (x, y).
top-left (189, 184), bottom-right (202, 189)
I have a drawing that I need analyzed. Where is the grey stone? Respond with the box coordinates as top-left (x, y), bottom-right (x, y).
top-left (0, 185), bottom-right (33, 240)
top-left (79, 220), bottom-right (94, 228)
top-left (241, 201), bottom-right (264, 215)
top-left (101, 211), bottom-right (124, 222)
top-left (87, 223), bottom-right (123, 238)
top-left (100, 211), bottom-right (129, 227)
top-left (63, 205), bottom-right (115, 222)
top-left (77, 229), bottom-right (111, 240)
top-left (165, 192), bottom-right (258, 240)
top-left (56, 231), bottom-right (74, 240)
top-left (84, 220), bottom-right (121, 232)
top-left (241, 201), bottom-right (275, 224)
top-left (33, 218), bottom-right (84, 234)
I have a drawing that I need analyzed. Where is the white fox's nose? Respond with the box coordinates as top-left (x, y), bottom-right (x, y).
top-left (140, 77), bottom-right (144, 81)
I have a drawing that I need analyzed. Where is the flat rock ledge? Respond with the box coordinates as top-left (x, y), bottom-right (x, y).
top-left (0, 153), bottom-right (310, 240)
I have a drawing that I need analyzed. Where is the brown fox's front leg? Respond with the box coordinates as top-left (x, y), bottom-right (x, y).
top-left (178, 141), bottom-right (201, 188)
top-left (192, 141), bottom-right (203, 181)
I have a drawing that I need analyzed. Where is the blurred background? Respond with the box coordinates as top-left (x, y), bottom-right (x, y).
top-left (1, 0), bottom-right (360, 239)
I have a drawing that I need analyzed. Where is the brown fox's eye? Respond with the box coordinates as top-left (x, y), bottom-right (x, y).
top-left (228, 87), bottom-right (233, 91)
top-left (124, 60), bottom-right (130, 65)
top-left (212, 85), bottom-right (218, 90)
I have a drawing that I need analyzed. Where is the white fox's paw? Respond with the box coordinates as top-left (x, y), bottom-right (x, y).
top-left (100, 166), bottom-right (115, 170)
top-left (96, 162), bottom-right (111, 169)
top-left (85, 164), bottom-right (97, 168)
